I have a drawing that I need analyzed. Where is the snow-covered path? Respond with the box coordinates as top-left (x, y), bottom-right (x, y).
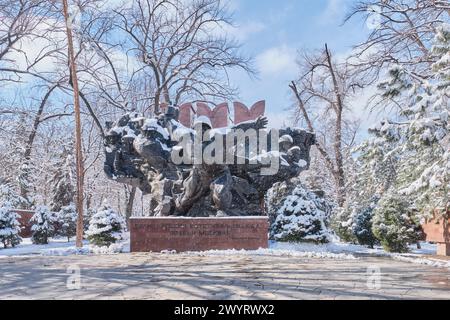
top-left (1, 252), bottom-right (449, 300)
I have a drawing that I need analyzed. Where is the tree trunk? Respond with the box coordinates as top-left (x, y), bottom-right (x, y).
top-left (154, 94), bottom-right (160, 115)
top-left (125, 186), bottom-right (137, 223)
top-left (163, 85), bottom-right (171, 105)
top-left (325, 44), bottom-right (346, 207)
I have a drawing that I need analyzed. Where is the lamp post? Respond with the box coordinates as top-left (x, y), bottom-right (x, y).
top-left (62, 0), bottom-right (84, 248)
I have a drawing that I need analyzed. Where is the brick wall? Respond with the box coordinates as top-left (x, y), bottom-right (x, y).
top-left (422, 213), bottom-right (449, 243)
top-left (14, 210), bottom-right (34, 238)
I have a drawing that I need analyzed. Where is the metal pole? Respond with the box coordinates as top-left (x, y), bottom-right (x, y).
top-left (62, 0), bottom-right (84, 248)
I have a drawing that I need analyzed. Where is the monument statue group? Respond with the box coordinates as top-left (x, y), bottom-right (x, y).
top-left (103, 101), bottom-right (316, 251)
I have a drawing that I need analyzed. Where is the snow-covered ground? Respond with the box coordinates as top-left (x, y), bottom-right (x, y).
top-left (0, 236), bottom-right (130, 258)
top-left (0, 237), bottom-right (448, 269)
top-left (268, 240), bottom-right (437, 256)
top-left (186, 243), bottom-right (358, 260)
top-left (266, 241), bottom-right (450, 269)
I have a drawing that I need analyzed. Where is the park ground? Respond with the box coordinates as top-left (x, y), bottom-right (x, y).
top-left (0, 239), bottom-right (449, 300)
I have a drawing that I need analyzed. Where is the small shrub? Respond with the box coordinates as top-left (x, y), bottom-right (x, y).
top-left (86, 203), bottom-right (126, 247)
top-left (0, 202), bottom-right (22, 248)
top-left (30, 206), bottom-right (56, 245)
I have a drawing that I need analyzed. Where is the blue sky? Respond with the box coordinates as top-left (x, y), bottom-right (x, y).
top-left (225, 0), bottom-right (373, 129)
top-left (2, 0), bottom-right (376, 134)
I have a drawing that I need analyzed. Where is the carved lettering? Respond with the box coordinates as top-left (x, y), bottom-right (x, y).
top-left (130, 218), bottom-right (269, 252)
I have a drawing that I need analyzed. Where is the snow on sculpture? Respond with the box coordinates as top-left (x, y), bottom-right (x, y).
top-left (103, 105), bottom-right (315, 217)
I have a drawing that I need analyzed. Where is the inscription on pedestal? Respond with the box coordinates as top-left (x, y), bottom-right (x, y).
top-left (130, 217), bottom-right (269, 252)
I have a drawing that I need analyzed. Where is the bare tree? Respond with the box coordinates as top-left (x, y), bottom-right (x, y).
top-left (290, 44), bottom-right (363, 206)
top-left (113, 0), bottom-right (254, 113)
top-left (346, 0), bottom-right (449, 76)
top-left (56, 0), bottom-right (255, 215)
top-left (0, 0), bottom-right (255, 216)
top-left (345, 0), bottom-right (449, 111)
top-left (0, 0), bottom-right (62, 83)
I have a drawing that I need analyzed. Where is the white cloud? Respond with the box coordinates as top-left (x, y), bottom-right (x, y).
top-left (266, 111), bottom-right (294, 129)
top-left (318, 0), bottom-right (349, 25)
top-left (255, 45), bottom-right (297, 76)
top-left (267, 2), bottom-right (294, 25)
top-left (212, 20), bottom-right (265, 42)
top-left (2, 18), bottom-right (63, 75)
top-left (224, 0), bottom-right (240, 12)
top-left (232, 21), bottom-right (266, 41)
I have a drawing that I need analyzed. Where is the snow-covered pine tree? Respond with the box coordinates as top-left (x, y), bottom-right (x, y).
top-left (0, 181), bottom-right (28, 209)
top-left (334, 199), bottom-right (379, 247)
top-left (17, 160), bottom-right (35, 209)
top-left (351, 199), bottom-right (379, 249)
top-left (0, 201), bottom-right (22, 248)
top-left (269, 182), bottom-right (333, 243)
top-left (334, 121), bottom-right (400, 243)
top-left (372, 193), bottom-right (423, 253)
top-left (349, 23), bottom-right (449, 235)
top-left (30, 206), bottom-right (56, 244)
top-left (86, 202), bottom-right (126, 247)
top-left (377, 64), bottom-right (413, 100)
top-left (56, 204), bottom-right (77, 242)
top-left (83, 207), bottom-right (96, 233)
top-left (382, 24), bottom-right (448, 217)
top-left (396, 23), bottom-right (450, 217)
top-left (267, 181), bottom-right (295, 226)
top-left (332, 202), bottom-right (357, 243)
top-left (49, 145), bottom-right (75, 212)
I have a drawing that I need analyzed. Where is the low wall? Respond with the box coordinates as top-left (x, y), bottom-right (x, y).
top-left (422, 213), bottom-right (449, 256)
top-left (422, 215), bottom-right (449, 243)
top-left (14, 210), bottom-right (34, 238)
top-left (130, 217), bottom-right (269, 253)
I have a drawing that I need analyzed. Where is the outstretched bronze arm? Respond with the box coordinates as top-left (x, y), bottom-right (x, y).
top-left (232, 116), bottom-right (269, 132)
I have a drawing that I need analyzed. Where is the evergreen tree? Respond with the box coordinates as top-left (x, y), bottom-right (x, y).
top-left (17, 161), bottom-right (35, 209)
top-left (347, 23), bottom-right (450, 238)
top-left (334, 123), bottom-right (400, 243)
top-left (372, 193), bottom-right (422, 253)
top-left (352, 199), bottom-right (379, 249)
top-left (267, 181), bottom-right (296, 226)
top-left (0, 201), bottom-right (22, 248)
top-left (49, 145), bottom-right (75, 212)
top-left (383, 24), bottom-right (449, 217)
top-left (86, 203), bottom-right (126, 247)
top-left (84, 207), bottom-right (96, 233)
top-left (377, 64), bottom-right (413, 99)
top-left (56, 204), bottom-right (77, 242)
top-left (30, 206), bottom-right (56, 245)
top-left (0, 181), bottom-right (27, 209)
top-left (269, 183), bottom-right (333, 244)
top-left (397, 23), bottom-right (450, 216)
top-left (332, 206), bottom-right (357, 243)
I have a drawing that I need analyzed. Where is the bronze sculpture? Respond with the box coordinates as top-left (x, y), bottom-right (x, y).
top-left (104, 106), bottom-right (315, 217)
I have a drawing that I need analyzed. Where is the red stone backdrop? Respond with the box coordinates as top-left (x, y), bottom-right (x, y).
top-left (169, 101), bottom-right (266, 129)
top-left (178, 103), bottom-right (193, 127)
top-left (196, 102), bottom-right (229, 128)
top-left (233, 100), bottom-right (266, 125)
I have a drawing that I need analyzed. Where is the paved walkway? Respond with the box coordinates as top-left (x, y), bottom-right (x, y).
top-left (0, 253), bottom-right (449, 300)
